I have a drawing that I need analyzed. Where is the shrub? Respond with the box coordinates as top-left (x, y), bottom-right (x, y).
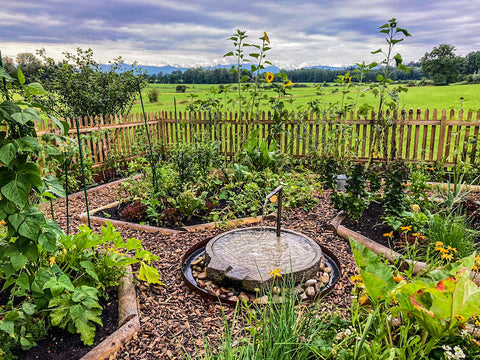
top-left (147, 88), bottom-right (159, 102)
top-left (176, 84), bottom-right (187, 93)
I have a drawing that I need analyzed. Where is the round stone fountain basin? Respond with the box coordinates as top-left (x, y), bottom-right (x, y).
top-left (205, 226), bottom-right (323, 291)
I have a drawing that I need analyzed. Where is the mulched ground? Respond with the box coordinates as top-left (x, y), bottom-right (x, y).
top-left (34, 182), bottom-right (480, 359)
top-left (42, 182), bottom-right (357, 360)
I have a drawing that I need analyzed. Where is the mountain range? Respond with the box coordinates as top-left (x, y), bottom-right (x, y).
top-left (98, 63), bottom-right (347, 74)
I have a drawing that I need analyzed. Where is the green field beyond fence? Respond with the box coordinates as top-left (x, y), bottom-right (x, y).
top-left (36, 108), bottom-right (480, 172)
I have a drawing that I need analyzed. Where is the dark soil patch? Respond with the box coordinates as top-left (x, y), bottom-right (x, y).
top-left (14, 288), bottom-right (118, 360)
top-left (342, 201), bottom-right (394, 248)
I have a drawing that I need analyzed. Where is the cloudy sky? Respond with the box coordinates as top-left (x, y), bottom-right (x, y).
top-left (1, 0), bottom-right (479, 69)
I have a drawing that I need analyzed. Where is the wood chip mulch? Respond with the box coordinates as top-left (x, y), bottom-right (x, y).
top-left (50, 184), bottom-right (356, 359)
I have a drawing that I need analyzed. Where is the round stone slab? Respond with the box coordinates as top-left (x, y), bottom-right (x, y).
top-left (205, 227), bottom-right (323, 291)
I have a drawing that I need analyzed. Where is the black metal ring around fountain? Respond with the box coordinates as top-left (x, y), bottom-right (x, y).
top-left (181, 237), bottom-right (342, 307)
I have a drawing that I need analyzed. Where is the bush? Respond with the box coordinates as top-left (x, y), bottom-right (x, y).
top-left (147, 88), bottom-right (159, 102)
top-left (176, 84), bottom-right (187, 93)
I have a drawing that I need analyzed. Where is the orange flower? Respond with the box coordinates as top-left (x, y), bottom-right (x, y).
top-left (266, 72), bottom-right (274, 83)
top-left (0, 220), bottom-right (5, 226)
top-left (393, 275), bottom-right (404, 283)
top-left (400, 225), bottom-right (412, 232)
top-left (428, 167), bottom-right (434, 171)
top-left (49, 257), bottom-right (56, 266)
top-left (269, 195), bottom-right (277, 203)
top-left (383, 231), bottom-right (394, 239)
top-left (411, 233), bottom-right (425, 240)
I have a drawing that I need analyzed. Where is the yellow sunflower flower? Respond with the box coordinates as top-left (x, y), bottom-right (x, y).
top-left (284, 80), bottom-right (293, 87)
top-left (266, 72), bottom-right (274, 83)
top-left (263, 31), bottom-right (270, 44)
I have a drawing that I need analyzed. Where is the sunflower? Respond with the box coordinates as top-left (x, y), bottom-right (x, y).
top-left (266, 72), bottom-right (274, 83)
top-left (263, 32), bottom-right (270, 44)
top-left (284, 80), bottom-right (293, 87)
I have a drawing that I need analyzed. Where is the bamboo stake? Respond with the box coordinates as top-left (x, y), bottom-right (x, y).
top-left (75, 116), bottom-right (91, 228)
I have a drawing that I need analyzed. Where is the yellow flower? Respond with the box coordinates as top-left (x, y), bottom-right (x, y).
top-left (269, 268), bottom-right (282, 279)
top-left (266, 72), bottom-right (274, 83)
top-left (49, 257), bottom-right (56, 266)
top-left (446, 246), bottom-right (457, 253)
top-left (358, 295), bottom-right (370, 306)
top-left (455, 315), bottom-right (466, 322)
top-left (269, 195), bottom-right (277, 203)
top-left (350, 274), bottom-right (362, 283)
top-left (412, 233), bottom-right (425, 240)
top-left (263, 31), bottom-right (270, 44)
top-left (0, 220), bottom-right (5, 226)
top-left (475, 255), bottom-right (480, 264)
top-left (383, 231), bottom-right (394, 239)
top-left (435, 241), bottom-right (444, 248)
top-left (284, 80), bottom-right (293, 87)
top-left (410, 204), bottom-right (420, 213)
top-left (400, 225), bottom-right (412, 232)
top-left (393, 275), bottom-right (404, 283)
top-left (441, 253), bottom-right (454, 261)
top-left (345, 76), bottom-right (352, 84)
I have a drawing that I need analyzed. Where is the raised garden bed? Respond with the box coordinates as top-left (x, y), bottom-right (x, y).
top-left (78, 201), bottom-right (276, 234)
top-left (8, 269), bottom-right (139, 360)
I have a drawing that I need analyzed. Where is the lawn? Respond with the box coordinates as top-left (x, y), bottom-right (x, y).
top-left (131, 82), bottom-right (480, 116)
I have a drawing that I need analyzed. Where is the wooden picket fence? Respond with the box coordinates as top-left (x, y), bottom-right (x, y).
top-left (35, 108), bottom-right (480, 171)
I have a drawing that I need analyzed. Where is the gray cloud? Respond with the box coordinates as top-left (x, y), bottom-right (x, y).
top-left (1, 0), bottom-right (479, 68)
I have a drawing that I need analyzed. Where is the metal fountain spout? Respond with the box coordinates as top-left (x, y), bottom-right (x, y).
top-left (265, 185), bottom-right (283, 237)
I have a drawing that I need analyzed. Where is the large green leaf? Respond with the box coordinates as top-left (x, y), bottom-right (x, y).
top-left (38, 230), bottom-right (59, 252)
top-left (44, 175), bottom-right (65, 198)
top-left (11, 254), bottom-right (28, 271)
top-left (80, 260), bottom-right (99, 281)
top-left (350, 239), bottom-right (396, 302)
top-left (25, 82), bottom-right (46, 95)
top-left (1, 179), bottom-right (29, 207)
top-left (451, 269), bottom-right (480, 321)
top-left (70, 303), bottom-right (102, 345)
top-left (0, 143), bottom-right (17, 166)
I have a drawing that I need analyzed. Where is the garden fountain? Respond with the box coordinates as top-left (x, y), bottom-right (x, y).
top-left (182, 186), bottom-right (341, 304)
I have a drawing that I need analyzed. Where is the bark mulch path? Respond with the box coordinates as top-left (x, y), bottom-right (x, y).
top-left (49, 185), bottom-right (357, 359)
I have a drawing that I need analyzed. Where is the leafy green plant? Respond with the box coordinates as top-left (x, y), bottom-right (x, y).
top-left (383, 161), bottom-right (408, 218)
top-left (425, 212), bottom-right (477, 258)
top-left (350, 239), bottom-right (480, 359)
top-left (330, 164), bottom-right (370, 221)
top-left (238, 129), bottom-right (282, 172)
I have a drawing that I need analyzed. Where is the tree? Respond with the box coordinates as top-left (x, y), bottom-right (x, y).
top-left (36, 48), bottom-right (144, 119)
top-left (420, 44), bottom-right (464, 85)
top-left (16, 52), bottom-right (42, 83)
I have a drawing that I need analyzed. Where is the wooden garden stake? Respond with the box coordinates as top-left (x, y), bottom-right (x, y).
top-left (64, 151), bottom-right (70, 235)
top-left (137, 76), bottom-right (158, 192)
top-left (74, 116), bottom-right (91, 228)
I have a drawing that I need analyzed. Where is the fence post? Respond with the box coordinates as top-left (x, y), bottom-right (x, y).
top-left (436, 109), bottom-right (447, 163)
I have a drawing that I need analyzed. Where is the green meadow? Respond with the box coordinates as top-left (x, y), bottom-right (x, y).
top-left (131, 83), bottom-right (480, 117)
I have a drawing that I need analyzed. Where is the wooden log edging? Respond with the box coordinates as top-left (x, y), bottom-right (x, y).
top-left (327, 212), bottom-right (480, 285)
top-left (80, 201), bottom-right (277, 234)
top-left (80, 268), bottom-right (140, 360)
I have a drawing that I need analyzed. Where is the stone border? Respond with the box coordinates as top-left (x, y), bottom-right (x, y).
top-left (327, 211), bottom-right (480, 285)
top-left (78, 200), bottom-right (275, 234)
top-left (80, 267), bottom-right (139, 360)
